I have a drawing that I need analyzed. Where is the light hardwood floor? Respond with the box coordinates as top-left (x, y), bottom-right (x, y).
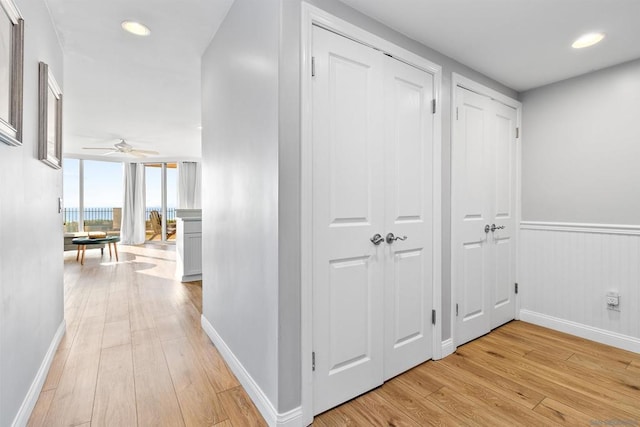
top-left (29, 244), bottom-right (640, 426)
top-left (315, 320), bottom-right (640, 426)
top-left (29, 244), bottom-right (265, 427)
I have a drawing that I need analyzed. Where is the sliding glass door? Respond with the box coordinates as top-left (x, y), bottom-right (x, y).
top-left (144, 163), bottom-right (177, 242)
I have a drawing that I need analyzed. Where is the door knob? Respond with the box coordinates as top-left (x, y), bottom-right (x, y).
top-left (484, 224), bottom-right (490, 233)
top-left (491, 224), bottom-right (506, 232)
top-left (370, 233), bottom-right (384, 245)
top-left (386, 233), bottom-right (407, 244)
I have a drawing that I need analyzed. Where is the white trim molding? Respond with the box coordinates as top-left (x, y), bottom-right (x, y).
top-left (520, 310), bottom-right (640, 353)
top-left (201, 316), bottom-right (303, 427)
top-left (453, 73), bottom-right (522, 110)
top-left (300, 3), bottom-right (443, 424)
top-left (441, 338), bottom-right (454, 358)
top-left (12, 320), bottom-right (66, 427)
top-left (521, 221), bottom-right (640, 236)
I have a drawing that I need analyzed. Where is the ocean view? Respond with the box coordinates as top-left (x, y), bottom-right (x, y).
top-left (63, 207), bottom-right (176, 223)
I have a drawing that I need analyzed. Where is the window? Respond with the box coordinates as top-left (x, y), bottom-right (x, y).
top-left (63, 159), bottom-right (80, 232)
top-left (84, 160), bottom-right (123, 234)
top-left (62, 159), bottom-right (123, 235)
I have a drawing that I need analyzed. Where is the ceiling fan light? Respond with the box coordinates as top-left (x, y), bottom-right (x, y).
top-left (121, 20), bottom-right (151, 36)
top-left (571, 32), bottom-right (605, 49)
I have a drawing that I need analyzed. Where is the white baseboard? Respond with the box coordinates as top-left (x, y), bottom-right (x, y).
top-left (519, 309), bottom-right (640, 353)
top-left (200, 315), bottom-right (304, 427)
top-left (12, 320), bottom-right (66, 427)
top-left (180, 273), bottom-right (202, 282)
top-left (441, 338), bottom-right (454, 358)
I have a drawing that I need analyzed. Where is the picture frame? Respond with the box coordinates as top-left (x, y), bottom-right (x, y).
top-left (38, 62), bottom-right (63, 169)
top-left (0, 0), bottom-right (24, 147)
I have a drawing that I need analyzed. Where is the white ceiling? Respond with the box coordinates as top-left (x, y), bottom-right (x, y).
top-left (46, 0), bottom-right (234, 161)
top-left (338, 0), bottom-right (640, 92)
top-left (49, 0), bottom-right (640, 160)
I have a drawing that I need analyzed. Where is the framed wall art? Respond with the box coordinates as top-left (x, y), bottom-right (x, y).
top-left (38, 62), bottom-right (63, 169)
top-left (0, 0), bottom-right (24, 147)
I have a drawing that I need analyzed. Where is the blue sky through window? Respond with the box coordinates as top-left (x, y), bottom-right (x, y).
top-left (62, 159), bottom-right (177, 209)
top-left (84, 160), bottom-right (123, 207)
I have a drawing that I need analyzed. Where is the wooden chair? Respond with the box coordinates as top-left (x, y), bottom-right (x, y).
top-left (149, 210), bottom-right (176, 240)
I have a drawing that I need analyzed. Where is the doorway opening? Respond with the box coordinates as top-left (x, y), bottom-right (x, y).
top-left (144, 162), bottom-right (178, 242)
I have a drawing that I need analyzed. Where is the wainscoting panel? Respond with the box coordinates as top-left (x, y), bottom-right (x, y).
top-left (520, 222), bottom-right (640, 352)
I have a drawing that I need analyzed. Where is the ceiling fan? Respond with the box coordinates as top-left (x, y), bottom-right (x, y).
top-left (82, 139), bottom-right (159, 158)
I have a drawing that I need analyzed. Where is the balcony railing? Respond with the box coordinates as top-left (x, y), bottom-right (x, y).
top-left (63, 207), bottom-right (176, 234)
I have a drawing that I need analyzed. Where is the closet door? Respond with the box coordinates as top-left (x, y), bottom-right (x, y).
top-left (312, 24), bottom-right (437, 414)
top-left (382, 55), bottom-right (434, 380)
top-left (311, 25), bottom-right (385, 415)
top-left (453, 88), bottom-right (493, 345)
top-left (489, 101), bottom-right (517, 329)
top-left (453, 86), bottom-right (518, 346)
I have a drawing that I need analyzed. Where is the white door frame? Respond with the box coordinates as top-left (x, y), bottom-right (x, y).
top-left (301, 3), bottom-right (442, 424)
top-left (450, 73), bottom-right (522, 352)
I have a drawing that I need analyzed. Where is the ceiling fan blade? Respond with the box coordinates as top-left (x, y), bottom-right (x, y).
top-left (82, 147), bottom-right (115, 150)
top-left (130, 151), bottom-right (147, 158)
top-left (102, 151), bottom-right (119, 156)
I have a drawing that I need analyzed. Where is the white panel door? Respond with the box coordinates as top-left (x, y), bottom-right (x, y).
top-left (311, 25), bottom-right (385, 415)
top-left (453, 88), bottom-right (492, 345)
top-left (382, 55), bottom-right (434, 380)
top-left (453, 86), bottom-right (517, 345)
top-left (489, 101), bottom-right (517, 328)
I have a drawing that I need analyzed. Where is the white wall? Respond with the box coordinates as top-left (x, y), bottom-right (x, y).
top-left (201, 0), bottom-right (280, 414)
top-left (520, 59), bottom-right (640, 350)
top-left (0, 0), bottom-right (64, 425)
top-left (520, 226), bottom-right (640, 352)
top-left (522, 59), bottom-right (640, 225)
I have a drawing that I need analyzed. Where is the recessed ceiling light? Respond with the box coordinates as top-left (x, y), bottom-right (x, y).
top-left (572, 32), bottom-right (605, 49)
top-left (121, 21), bottom-right (151, 36)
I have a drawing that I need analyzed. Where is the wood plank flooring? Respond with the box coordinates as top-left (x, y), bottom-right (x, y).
top-left (28, 244), bottom-right (640, 426)
top-left (315, 321), bottom-right (640, 426)
top-left (28, 244), bottom-right (264, 427)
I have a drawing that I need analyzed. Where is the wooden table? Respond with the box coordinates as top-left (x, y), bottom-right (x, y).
top-left (72, 236), bottom-right (120, 265)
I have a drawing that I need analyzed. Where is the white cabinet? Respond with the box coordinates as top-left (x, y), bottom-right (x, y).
top-left (176, 210), bottom-right (202, 282)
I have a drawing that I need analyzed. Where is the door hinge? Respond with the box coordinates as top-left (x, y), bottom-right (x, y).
top-left (515, 127), bottom-right (520, 139)
top-left (515, 283), bottom-right (519, 294)
top-left (312, 351), bottom-right (315, 371)
top-left (432, 99), bottom-right (436, 114)
top-left (456, 303), bottom-right (459, 316)
top-left (311, 57), bottom-right (316, 77)
top-left (432, 309), bottom-right (436, 325)
top-left (456, 107), bottom-right (459, 120)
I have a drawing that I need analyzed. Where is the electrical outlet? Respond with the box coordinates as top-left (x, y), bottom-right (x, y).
top-left (606, 291), bottom-right (620, 311)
